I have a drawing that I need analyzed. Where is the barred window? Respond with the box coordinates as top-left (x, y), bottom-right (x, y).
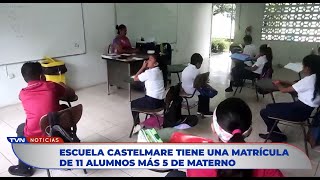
top-left (261, 3), bottom-right (320, 42)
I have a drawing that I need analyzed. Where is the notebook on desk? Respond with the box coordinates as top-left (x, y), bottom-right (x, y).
top-left (284, 62), bottom-right (303, 73)
top-left (230, 53), bottom-right (251, 61)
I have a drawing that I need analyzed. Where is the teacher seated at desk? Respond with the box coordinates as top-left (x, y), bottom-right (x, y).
top-left (111, 24), bottom-right (139, 54)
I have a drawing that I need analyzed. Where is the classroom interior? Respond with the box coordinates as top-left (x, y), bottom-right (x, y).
top-left (1, 3), bottom-right (320, 177)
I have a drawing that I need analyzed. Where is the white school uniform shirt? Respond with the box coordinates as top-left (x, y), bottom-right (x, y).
top-left (243, 44), bottom-right (257, 58)
top-left (181, 63), bottom-right (200, 95)
top-left (292, 74), bottom-right (320, 107)
top-left (138, 67), bottom-right (165, 100)
top-left (252, 55), bottom-right (267, 75)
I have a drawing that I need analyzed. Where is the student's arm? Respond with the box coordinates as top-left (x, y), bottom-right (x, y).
top-left (134, 61), bottom-right (148, 81)
top-left (245, 65), bottom-right (258, 71)
top-left (57, 82), bottom-right (76, 99)
top-left (273, 81), bottom-right (296, 93)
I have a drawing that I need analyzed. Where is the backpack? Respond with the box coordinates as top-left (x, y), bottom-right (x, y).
top-left (163, 84), bottom-right (183, 128)
top-left (47, 112), bottom-right (80, 143)
top-left (307, 111), bottom-right (320, 152)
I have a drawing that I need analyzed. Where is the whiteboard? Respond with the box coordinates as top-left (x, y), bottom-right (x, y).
top-left (115, 3), bottom-right (178, 44)
top-left (0, 3), bottom-right (86, 65)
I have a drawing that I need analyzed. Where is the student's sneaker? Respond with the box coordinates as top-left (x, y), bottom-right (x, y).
top-left (259, 132), bottom-right (287, 142)
top-left (197, 111), bottom-right (213, 117)
top-left (225, 87), bottom-right (233, 92)
top-left (133, 124), bottom-right (142, 134)
top-left (8, 165), bottom-right (34, 177)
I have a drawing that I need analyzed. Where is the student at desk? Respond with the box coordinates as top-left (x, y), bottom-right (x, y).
top-left (225, 45), bottom-right (273, 92)
top-left (259, 54), bottom-right (320, 142)
top-left (131, 54), bottom-right (165, 133)
top-left (112, 24), bottom-right (139, 54)
top-left (8, 62), bottom-right (75, 177)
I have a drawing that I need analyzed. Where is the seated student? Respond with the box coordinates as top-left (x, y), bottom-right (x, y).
top-left (225, 44), bottom-right (273, 92)
top-left (131, 54), bottom-right (165, 132)
top-left (111, 24), bottom-right (139, 54)
top-left (181, 53), bottom-right (218, 117)
top-left (8, 62), bottom-right (75, 177)
top-left (259, 54), bottom-right (320, 142)
top-left (166, 97), bottom-right (284, 177)
top-left (242, 35), bottom-right (257, 58)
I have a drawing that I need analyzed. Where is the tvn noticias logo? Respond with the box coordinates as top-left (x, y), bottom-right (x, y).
top-left (7, 137), bottom-right (28, 143)
top-left (7, 137), bottom-right (63, 143)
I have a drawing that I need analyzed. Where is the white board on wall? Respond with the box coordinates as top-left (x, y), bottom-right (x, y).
top-left (115, 3), bottom-right (178, 44)
top-left (0, 3), bottom-right (86, 65)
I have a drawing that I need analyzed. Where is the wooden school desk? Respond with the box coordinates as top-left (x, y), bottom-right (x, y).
top-left (101, 53), bottom-right (148, 102)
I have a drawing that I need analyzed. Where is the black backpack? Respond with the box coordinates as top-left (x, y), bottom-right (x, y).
top-left (163, 84), bottom-right (183, 128)
top-left (47, 112), bottom-right (80, 143)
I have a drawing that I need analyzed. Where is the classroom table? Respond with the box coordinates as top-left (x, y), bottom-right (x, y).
top-left (167, 64), bottom-right (187, 83)
top-left (101, 53), bottom-right (148, 102)
top-left (255, 79), bottom-right (298, 103)
top-left (60, 95), bottom-right (78, 107)
top-left (284, 62), bottom-right (303, 79)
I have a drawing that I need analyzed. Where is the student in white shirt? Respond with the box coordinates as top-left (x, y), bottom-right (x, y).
top-left (131, 54), bottom-right (165, 131)
top-left (259, 54), bottom-right (320, 142)
top-left (181, 53), bottom-right (218, 117)
top-left (242, 35), bottom-right (257, 58)
top-left (225, 45), bottom-right (273, 92)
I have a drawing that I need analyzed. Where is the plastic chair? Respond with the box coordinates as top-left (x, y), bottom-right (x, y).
top-left (264, 108), bottom-right (319, 157)
top-left (39, 104), bottom-right (87, 177)
top-left (179, 88), bottom-right (197, 116)
top-left (129, 89), bottom-right (171, 138)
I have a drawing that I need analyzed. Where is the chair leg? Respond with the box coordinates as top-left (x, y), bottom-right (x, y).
top-left (233, 87), bottom-right (238, 96)
top-left (47, 169), bottom-right (51, 177)
top-left (301, 125), bottom-right (309, 157)
top-left (255, 86), bottom-right (259, 101)
top-left (185, 98), bottom-right (191, 116)
top-left (129, 113), bottom-right (140, 138)
top-left (270, 92), bottom-right (276, 104)
top-left (264, 120), bottom-right (279, 143)
top-left (239, 79), bottom-right (245, 93)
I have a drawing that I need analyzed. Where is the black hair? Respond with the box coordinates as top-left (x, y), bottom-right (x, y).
top-left (115, 24), bottom-right (126, 35)
top-left (302, 54), bottom-right (320, 101)
top-left (259, 44), bottom-right (273, 73)
top-left (190, 53), bottom-right (203, 66)
top-left (21, 61), bottom-right (43, 82)
top-left (243, 35), bottom-right (252, 44)
top-left (215, 97), bottom-right (253, 177)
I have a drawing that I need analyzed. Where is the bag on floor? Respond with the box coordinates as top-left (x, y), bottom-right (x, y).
top-left (180, 115), bottom-right (199, 127)
top-left (141, 116), bottom-right (164, 129)
top-left (307, 112), bottom-right (320, 152)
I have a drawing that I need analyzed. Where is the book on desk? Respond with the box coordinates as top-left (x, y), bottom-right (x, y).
top-left (230, 53), bottom-right (251, 61)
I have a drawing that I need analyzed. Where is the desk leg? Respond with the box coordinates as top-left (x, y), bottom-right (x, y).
top-left (107, 61), bottom-right (110, 95)
top-left (298, 72), bottom-right (301, 80)
top-left (128, 64), bottom-right (131, 102)
top-left (177, 73), bottom-right (181, 83)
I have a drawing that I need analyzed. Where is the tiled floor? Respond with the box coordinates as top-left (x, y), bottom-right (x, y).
top-left (0, 52), bottom-right (319, 177)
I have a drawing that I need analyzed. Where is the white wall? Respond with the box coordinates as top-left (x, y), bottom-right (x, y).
top-left (173, 3), bottom-right (213, 74)
top-left (0, 3), bottom-right (115, 108)
top-left (233, 3), bottom-right (319, 66)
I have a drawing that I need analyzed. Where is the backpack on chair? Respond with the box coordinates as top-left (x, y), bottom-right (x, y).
top-left (163, 84), bottom-right (183, 128)
top-left (47, 112), bottom-right (80, 143)
top-left (42, 105), bottom-right (83, 143)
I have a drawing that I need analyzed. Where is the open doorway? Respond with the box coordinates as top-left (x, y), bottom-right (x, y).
top-left (210, 3), bottom-right (236, 85)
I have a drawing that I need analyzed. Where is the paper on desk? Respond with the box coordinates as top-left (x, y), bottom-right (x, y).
top-left (132, 57), bottom-right (143, 60)
top-left (101, 54), bottom-right (119, 59)
top-left (121, 53), bottom-right (132, 56)
top-left (284, 62), bottom-right (303, 73)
